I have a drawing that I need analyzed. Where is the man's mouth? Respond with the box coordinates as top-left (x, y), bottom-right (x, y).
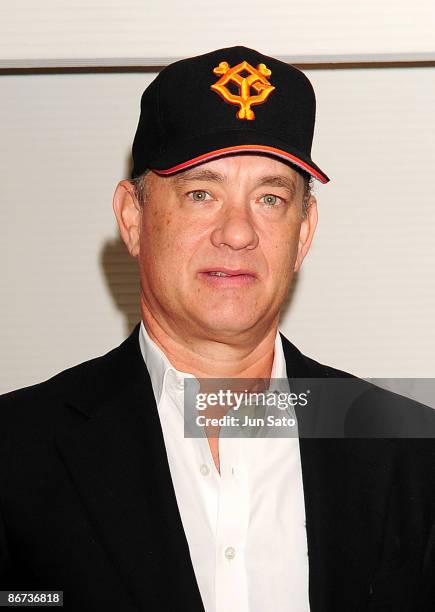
top-left (199, 268), bottom-right (257, 286)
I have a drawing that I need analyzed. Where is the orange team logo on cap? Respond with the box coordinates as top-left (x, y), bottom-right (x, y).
top-left (210, 60), bottom-right (275, 120)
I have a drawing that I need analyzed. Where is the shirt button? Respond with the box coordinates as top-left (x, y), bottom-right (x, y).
top-left (200, 464), bottom-right (210, 476)
top-left (224, 546), bottom-right (236, 560)
top-left (176, 379), bottom-right (184, 390)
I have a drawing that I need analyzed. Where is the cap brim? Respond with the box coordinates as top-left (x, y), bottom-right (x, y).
top-left (153, 144), bottom-right (329, 183)
top-left (148, 131), bottom-right (329, 184)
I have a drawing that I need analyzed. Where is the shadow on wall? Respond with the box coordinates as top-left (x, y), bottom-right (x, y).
top-left (99, 153), bottom-right (141, 337)
top-left (100, 237), bottom-right (141, 337)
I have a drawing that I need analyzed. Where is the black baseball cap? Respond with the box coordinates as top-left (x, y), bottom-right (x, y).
top-left (131, 46), bottom-right (329, 184)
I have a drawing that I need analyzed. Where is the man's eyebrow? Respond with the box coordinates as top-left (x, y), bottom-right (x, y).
top-left (171, 170), bottom-right (298, 197)
top-left (256, 175), bottom-right (297, 198)
top-left (171, 169), bottom-right (226, 185)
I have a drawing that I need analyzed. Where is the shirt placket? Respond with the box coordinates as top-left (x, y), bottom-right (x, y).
top-left (214, 436), bottom-right (250, 612)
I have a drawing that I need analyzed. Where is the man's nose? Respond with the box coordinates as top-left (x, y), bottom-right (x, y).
top-left (210, 206), bottom-right (259, 251)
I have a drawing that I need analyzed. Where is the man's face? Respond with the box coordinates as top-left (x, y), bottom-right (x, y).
top-left (135, 154), bottom-right (317, 340)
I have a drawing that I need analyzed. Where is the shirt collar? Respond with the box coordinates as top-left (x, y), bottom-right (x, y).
top-left (138, 320), bottom-right (288, 406)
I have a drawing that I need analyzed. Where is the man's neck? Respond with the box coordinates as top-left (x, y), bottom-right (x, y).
top-left (140, 304), bottom-right (278, 381)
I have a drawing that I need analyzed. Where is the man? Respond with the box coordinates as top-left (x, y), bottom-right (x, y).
top-left (0, 46), bottom-right (434, 611)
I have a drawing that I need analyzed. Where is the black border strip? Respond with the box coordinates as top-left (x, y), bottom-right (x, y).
top-left (1, 60), bottom-right (435, 75)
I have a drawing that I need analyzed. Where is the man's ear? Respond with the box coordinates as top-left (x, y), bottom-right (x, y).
top-left (294, 195), bottom-right (318, 273)
top-left (112, 180), bottom-right (141, 258)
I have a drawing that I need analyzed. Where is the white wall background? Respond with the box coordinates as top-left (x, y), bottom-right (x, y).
top-left (1, 0), bottom-right (435, 65)
top-left (1, 2), bottom-right (434, 393)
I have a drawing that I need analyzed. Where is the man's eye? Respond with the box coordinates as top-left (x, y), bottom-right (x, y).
top-left (260, 194), bottom-right (282, 206)
top-left (189, 190), bottom-right (210, 202)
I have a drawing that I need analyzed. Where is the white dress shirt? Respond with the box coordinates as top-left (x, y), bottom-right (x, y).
top-left (138, 321), bottom-right (310, 612)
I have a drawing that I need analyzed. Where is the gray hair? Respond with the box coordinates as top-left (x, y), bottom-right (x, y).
top-left (130, 170), bottom-right (150, 207)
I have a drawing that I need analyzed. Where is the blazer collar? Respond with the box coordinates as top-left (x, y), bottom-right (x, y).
top-left (54, 322), bottom-right (205, 610)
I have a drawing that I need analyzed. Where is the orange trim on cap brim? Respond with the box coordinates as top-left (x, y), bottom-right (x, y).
top-left (152, 144), bottom-right (329, 184)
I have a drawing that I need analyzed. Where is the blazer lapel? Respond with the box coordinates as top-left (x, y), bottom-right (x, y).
top-left (54, 324), bottom-right (204, 611)
top-left (280, 333), bottom-right (393, 610)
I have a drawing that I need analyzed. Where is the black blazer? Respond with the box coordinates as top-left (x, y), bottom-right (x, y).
top-left (0, 323), bottom-right (434, 611)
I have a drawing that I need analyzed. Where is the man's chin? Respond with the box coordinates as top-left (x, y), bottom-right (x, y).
top-left (189, 313), bottom-right (264, 338)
